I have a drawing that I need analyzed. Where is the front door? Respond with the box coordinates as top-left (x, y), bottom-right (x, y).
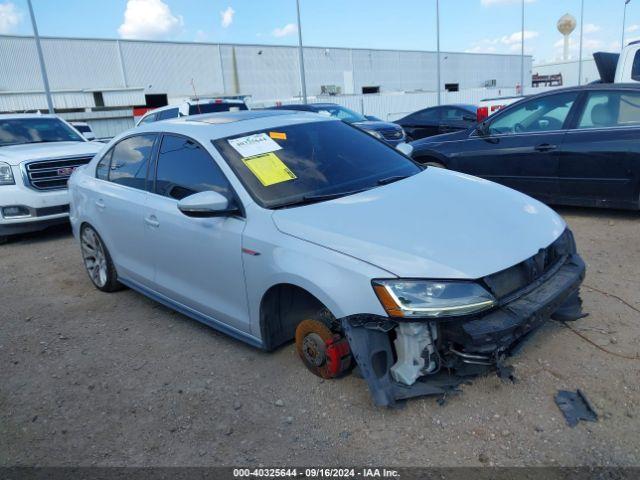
top-left (146, 134), bottom-right (250, 332)
top-left (557, 89), bottom-right (640, 208)
top-left (454, 91), bottom-right (580, 202)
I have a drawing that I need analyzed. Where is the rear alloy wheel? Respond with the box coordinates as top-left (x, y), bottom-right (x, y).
top-left (80, 225), bottom-right (121, 292)
top-left (295, 319), bottom-right (351, 379)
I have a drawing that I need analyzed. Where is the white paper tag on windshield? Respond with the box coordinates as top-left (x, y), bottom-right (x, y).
top-left (228, 133), bottom-right (282, 158)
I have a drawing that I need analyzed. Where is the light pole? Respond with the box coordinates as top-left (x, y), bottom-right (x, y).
top-left (622, 0), bottom-right (631, 49)
top-left (436, 0), bottom-right (441, 106)
top-left (578, 0), bottom-right (585, 85)
top-left (295, 0), bottom-right (308, 104)
top-left (520, 0), bottom-right (525, 92)
top-left (26, 0), bottom-right (54, 113)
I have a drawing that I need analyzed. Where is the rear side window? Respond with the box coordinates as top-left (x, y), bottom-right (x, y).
top-left (108, 135), bottom-right (156, 190)
top-left (632, 51), bottom-right (640, 82)
top-left (578, 91), bottom-right (640, 129)
top-left (138, 113), bottom-right (157, 125)
top-left (96, 150), bottom-right (113, 180)
top-left (156, 108), bottom-right (179, 121)
top-left (409, 108), bottom-right (440, 123)
top-left (155, 134), bottom-right (232, 201)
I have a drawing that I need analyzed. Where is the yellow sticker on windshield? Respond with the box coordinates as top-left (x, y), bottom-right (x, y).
top-left (269, 131), bottom-right (287, 140)
top-left (243, 152), bottom-right (297, 187)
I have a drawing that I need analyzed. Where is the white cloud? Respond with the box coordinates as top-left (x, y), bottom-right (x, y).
top-left (468, 30), bottom-right (538, 54)
top-left (220, 6), bottom-right (235, 28)
top-left (465, 45), bottom-right (497, 53)
top-left (583, 23), bottom-right (600, 34)
top-left (553, 35), bottom-right (603, 60)
top-left (272, 23), bottom-right (297, 38)
top-left (0, 1), bottom-right (22, 34)
top-left (500, 30), bottom-right (539, 45)
top-left (481, 0), bottom-right (535, 6)
top-left (627, 24), bottom-right (639, 33)
top-left (118, 0), bottom-right (183, 40)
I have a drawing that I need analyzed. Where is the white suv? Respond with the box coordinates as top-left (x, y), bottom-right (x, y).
top-left (0, 114), bottom-right (103, 243)
top-left (136, 98), bottom-right (248, 126)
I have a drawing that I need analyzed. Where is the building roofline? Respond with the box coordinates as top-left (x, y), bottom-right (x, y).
top-left (0, 34), bottom-right (533, 59)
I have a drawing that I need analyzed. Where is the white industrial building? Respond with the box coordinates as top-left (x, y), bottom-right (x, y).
top-left (0, 34), bottom-right (533, 136)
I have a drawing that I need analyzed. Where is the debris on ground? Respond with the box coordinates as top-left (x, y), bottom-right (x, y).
top-left (554, 389), bottom-right (598, 427)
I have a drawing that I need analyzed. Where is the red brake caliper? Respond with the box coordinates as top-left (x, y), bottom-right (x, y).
top-left (324, 335), bottom-right (352, 378)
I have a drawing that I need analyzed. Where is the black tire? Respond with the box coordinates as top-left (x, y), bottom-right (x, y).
top-left (0, 235), bottom-right (8, 245)
top-left (80, 225), bottom-right (123, 292)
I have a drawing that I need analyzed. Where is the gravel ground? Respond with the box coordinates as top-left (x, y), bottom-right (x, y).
top-left (1, 206), bottom-right (639, 467)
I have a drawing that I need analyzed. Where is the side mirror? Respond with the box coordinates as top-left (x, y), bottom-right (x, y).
top-left (396, 142), bottom-right (413, 157)
top-left (462, 114), bottom-right (477, 122)
top-left (177, 191), bottom-right (235, 217)
top-left (475, 122), bottom-right (490, 136)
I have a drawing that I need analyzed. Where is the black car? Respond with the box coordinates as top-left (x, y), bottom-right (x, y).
top-left (410, 84), bottom-right (640, 210)
top-left (395, 104), bottom-right (477, 141)
top-left (267, 103), bottom-right (406, 147)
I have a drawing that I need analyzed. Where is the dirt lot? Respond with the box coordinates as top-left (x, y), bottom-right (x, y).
top-left (1, 207), bottom-right (639, 467)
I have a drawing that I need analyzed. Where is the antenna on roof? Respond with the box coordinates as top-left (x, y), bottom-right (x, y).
top-left (190, 78), bottom-right (202, 114)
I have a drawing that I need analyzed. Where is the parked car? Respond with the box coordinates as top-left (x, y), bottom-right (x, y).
top-left (136, 98), bottom-right (249, 126)
top-left (0, 114), bottom-right (103, 244)
top-left (410, 83), bottom-right (640, 210)
top-left (266, 103), bottom-right (406, 146)
top-left (68, 110), bottom-right (585, 407)
top-left (70, 121), bottom-right (96, 141)
top-left (394, 104), bottom-right (477, 141)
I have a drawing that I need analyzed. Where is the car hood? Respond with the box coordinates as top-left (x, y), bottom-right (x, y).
top-left (410, 128), bottom-right (470, 148)
top-left (351, 120), bottom-right (401, 132)
top-left (0, 141), bottom-right (103, 166)
top-left (272, 168), bottom-right (566, 279)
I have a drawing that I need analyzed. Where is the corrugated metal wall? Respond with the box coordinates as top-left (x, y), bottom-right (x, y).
top-left (0, 35), bottom-right (532, 106)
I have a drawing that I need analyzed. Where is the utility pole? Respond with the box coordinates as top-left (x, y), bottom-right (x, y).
top-left (27, 0), bottom-right (54, 113)
top-left (578, 0), bottom-right (585, 85)
top-left (296, 0), bottom-right (308, 104)
top-left (521, 0), bottom-right (525, 92)
top-left (622, 0), bottom-right (631, 49)
top-left (436, 0), bottom-right (441, 106)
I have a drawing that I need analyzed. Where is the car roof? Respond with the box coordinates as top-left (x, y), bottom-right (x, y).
top-left (132, 110), bottom-right (334, 141)
top-left (534, 83), bottom-right (640, 94)
top-left (0, 113), bottom-right (61, 120)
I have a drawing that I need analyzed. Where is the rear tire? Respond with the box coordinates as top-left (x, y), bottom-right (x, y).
top-left (80, 225), bottom-right (122, 292)
top-left (0, 236), bottom-right (8, 245)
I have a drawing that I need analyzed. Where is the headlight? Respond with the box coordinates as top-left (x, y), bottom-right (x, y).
top-left (367, 130), bottom-right (384, 140)
top-left (0, 162), bottom-right (15, 185)
top-left (373, 280), bottom-right (496, 318)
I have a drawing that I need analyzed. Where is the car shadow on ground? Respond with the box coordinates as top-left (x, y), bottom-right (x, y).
top-left (3, 223), bottom-right (73, 247)
top-left (553, 205), bottom-right (640, 221)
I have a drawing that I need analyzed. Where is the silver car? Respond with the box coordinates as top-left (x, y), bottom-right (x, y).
top-left (68, 110), bottom-right (586, 407)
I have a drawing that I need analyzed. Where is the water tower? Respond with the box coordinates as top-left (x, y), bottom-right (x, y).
top-left (557, 13), bottom-right (577, 61)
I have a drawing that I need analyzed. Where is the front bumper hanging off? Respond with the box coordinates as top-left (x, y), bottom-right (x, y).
top-left (342, 251), bottom-right (586, 408)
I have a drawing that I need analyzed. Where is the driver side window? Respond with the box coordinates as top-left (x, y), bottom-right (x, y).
top-left (488, 92), bottom-right (578, 135)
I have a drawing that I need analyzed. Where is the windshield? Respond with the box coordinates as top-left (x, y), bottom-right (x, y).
top-left (189, 102), bottom-right (249, 115)
top-left (0, 118), bottom-right (85, 146)
top-left (312, 105), bottom-right (367, 123)
top-left (213, 120), bottom-right (420, 209)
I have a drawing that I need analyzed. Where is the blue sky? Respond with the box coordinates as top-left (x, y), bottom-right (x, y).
top-left (0, 0), bottom-right (638, 63)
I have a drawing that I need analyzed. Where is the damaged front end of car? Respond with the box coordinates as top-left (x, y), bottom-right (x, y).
top-left (342, 229), bottom-right (586, 407)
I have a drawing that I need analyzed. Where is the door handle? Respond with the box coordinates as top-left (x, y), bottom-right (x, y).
top-left (534, 143), bottom-right (558, 152)
top-left (144, 215), bottom-right (160, 228)
top-left (95, 199), bottom-right (105, 210)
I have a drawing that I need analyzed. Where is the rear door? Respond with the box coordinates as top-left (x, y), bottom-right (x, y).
top-left (556, 89), bottom-right (640, 208)
top-left (92, 134), bottom-right (157, 286)
top-left (452, 91), bottom-right (580, 202)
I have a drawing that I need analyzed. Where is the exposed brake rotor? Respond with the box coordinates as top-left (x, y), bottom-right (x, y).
top-left (295, 319), bottom-right (351, 379)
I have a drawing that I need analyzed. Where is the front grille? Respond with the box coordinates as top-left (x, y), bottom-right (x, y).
top-left (34, 204), bottom-right (69, 217)
top-left (380, 128), bottom-right (404, 141)
top-left (482, 230), bottom-right (574, 301)
top-left (25, 157), bottom-right (92, 190)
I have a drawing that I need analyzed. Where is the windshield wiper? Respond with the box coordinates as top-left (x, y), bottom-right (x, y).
top-left (377, 175), bottom-right (410, 186)
top-left (273, 188), bottom-right (371, 209)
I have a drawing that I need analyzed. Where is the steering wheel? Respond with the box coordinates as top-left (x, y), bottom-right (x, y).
top-left (537, 116), bottom-right (563, 131)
